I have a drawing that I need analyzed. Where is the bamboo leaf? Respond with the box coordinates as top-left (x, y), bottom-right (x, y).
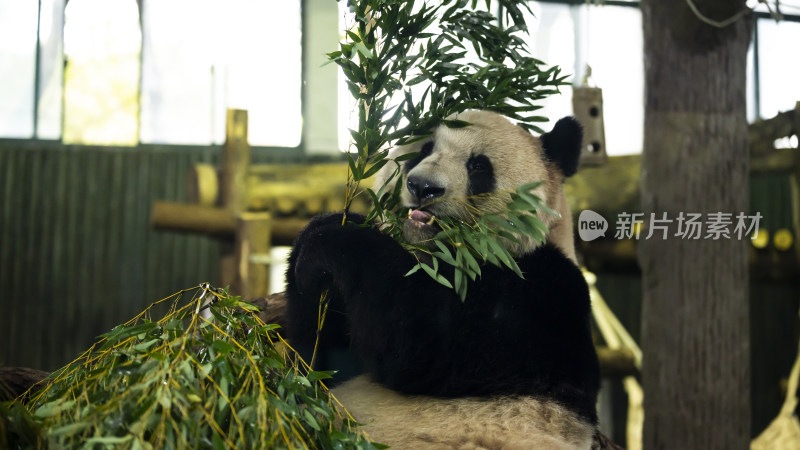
top-left (404, 264), bottom-right (422, 277)
top-left (362, 158), bottom-right (389, 179)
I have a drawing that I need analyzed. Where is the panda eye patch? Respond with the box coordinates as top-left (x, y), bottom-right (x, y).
top-left (467, 156), bottom-right (488, 173)
top-left (421, 141), bottom-right (434, 156)
top-left (404, 140), bottom-right (434, 173)
top-left (467, 154), bottom-right (495, 196)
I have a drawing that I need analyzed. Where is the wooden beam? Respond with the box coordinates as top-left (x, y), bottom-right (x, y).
top-left (150, 201), bottom-right (308, 245)
top-left (150, 201), bottom-right (236, 236)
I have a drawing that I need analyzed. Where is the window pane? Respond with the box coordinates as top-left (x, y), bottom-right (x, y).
top-left (141, 0), bottom-right (302, 147)
top-left (337, 3), bottom-right (356, 151)
top-left (526, 4), bottom-right (643, 155)
top-left (524, 2), bottom-right (576, 127)
top-left (37, 0), bottom-right (66, 140)
top-left (0, 1), bottom-right (38, 138)
top-left (224, 1), bottom-right (301, 147)
top-left (757, 19), bottom-right (800, 119)
top-left (584, 6), bottom-right (643, 155)
top-left (141, 0), bottom-right (218, 145)
top-left (63, 0), bottom-right (141, 145)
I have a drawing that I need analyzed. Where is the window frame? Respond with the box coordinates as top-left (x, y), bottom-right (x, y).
top-left (534, 0), bottom-right (800, 125)
top-left (8, 0), bottom-right (800, 155)
top-left (15, 0), bottom-right (314, 160)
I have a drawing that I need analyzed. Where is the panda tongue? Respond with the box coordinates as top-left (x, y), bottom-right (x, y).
top-left (410, 209), bottom-right (433, 224)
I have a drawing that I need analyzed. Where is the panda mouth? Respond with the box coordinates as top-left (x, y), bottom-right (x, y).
top-left (403, 208), bottom-right (443, 245)
top-left (407, 209), bottom-right (437, 228)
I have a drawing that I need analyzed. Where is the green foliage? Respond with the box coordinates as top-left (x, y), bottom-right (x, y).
top-left (0, 285), bottom-right (382, 449)
top-left (331, 0), bottom-right (567, 203)
top-left (333, 0), bottom-right (565, 299)
top-left (395, 183), bottom-right (557, 301)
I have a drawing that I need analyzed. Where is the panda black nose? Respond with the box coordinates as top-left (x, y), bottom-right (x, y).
top-left (407, 176), bottom-right (445, 203)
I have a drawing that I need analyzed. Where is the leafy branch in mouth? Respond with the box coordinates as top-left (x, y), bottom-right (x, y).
top-left (330, 0), bottom-right (567, 299)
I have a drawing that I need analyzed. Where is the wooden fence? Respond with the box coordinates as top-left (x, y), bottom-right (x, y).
top-left (0, 141), bottom-right (221, 370)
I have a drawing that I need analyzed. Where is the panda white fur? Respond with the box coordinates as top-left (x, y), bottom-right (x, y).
top-left (286, 110), bottom-right (599, 449)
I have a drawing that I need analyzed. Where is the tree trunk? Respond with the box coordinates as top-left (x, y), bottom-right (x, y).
top-left (639, 1), bottom-right (752, 449)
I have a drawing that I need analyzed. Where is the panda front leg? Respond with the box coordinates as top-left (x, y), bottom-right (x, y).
top-left (285, 212), bottom-right (429, 383)
top-left (285, 213), bottom-right (358, 378)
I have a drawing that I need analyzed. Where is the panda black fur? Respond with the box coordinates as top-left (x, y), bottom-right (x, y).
top-left (286, 110), bottom-right (600, 448)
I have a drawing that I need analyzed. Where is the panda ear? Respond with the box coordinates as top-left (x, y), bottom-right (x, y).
top-left (540, 116), bottom-right (582, 178)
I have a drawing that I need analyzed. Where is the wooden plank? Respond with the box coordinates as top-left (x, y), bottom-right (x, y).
top-left (0, 147), bottom-right (10, 283)
top-left (137, 150), bottom-right (156, 311)
top-left (234, 212), bottom-right (272, 299)
top-left (73, 149), bottom-right (93, 364)
top-left (0, 146), bottom-right (16, 364)
top-left (15, 148), bottom-right (35, 367)
top-left (191, 150), bottom-right (217, 287)
top-left (118, 151), bottom-right (138, 320)
top-left (183, 155), bottom-right (204, 288)
top-left (162, 153), bottom-right (181, 292)
top-left (4, 147), bottom-right (25, 366)
top-left (88, 150), bottom-right (111, 352)
top-left (94, 152), bottom-right (120, 327)
top-left (0, 148), bottom-right (17, 364)
top-left (144, 151), bottom-right (163, 306)
top-left (47, 147), bottom-right (69, 370)
top-left (36, 149), bottom-right (56, 367)
top-left (86, 151), bottom-right (103, 360)
top-left (108, 150), bottom-right (125, 331)
top-left (26, 151), bottom-right (44, 366)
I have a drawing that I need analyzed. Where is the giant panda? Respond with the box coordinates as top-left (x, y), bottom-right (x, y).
top-left (285, 110), bottom-right (600, 449)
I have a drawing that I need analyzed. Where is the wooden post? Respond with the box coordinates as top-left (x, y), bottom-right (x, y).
top-left (186, 163), bottom-right (220, 207)
top-left (221, 109), bottom-right (250, 213)
top-left (220, 109), bottom-right (250, 293)
top-left (639, 2), bottom-right (752, 447)
top-left (235, 212), bottom-right (272, 299)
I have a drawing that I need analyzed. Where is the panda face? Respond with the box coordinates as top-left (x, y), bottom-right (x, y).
top-left (375, 110), bottom-right (563, 253)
